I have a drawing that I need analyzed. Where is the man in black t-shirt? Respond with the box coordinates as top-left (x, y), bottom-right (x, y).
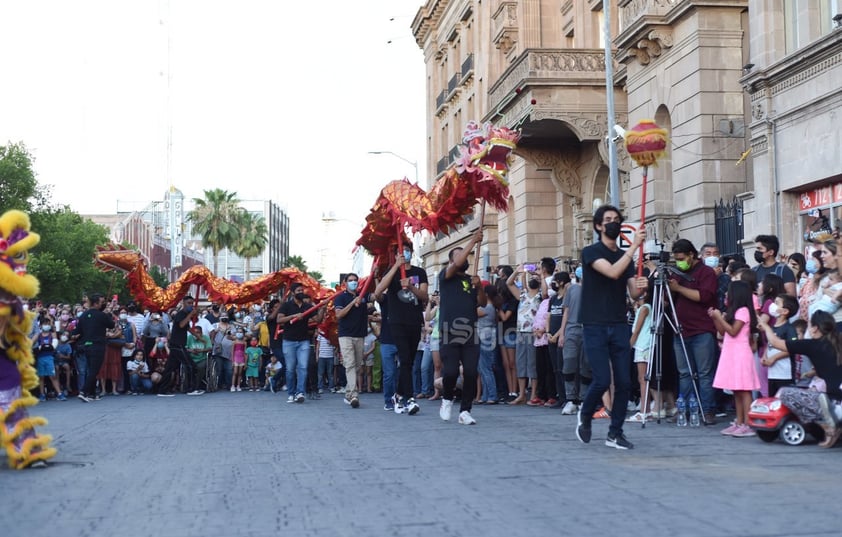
top-left (278, 283), bottom-right (320, 403)
top-left (73, 293), bottom-right (115, 402)
top-left (374, 242), bottom-right (428, 415)
top-left (575, 205), bottom-right (647, 450)
top-left (547, 271), bottom-right (570, 408)
top-left (158, 295), bottom-right (202, 396)
top-left (437, 229), bottom-right (485, 425)
top-left (265, 298), bottom-right (285, 378)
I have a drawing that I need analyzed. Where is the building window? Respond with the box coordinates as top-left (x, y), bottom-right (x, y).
top-left (784, 0), bottom-right (800, 54)
top-left (820, 0), bottom-right (841, 35)
top-left (597, 11), bottom-right (605, 49)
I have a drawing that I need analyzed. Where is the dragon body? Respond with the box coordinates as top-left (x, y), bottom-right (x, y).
top-left (356, 122), bottom-right (520, 268)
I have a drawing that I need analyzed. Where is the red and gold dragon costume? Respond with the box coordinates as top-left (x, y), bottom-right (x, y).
top-left (0, 210), bottom-right (56, 469)
top-left (356, 121), bottom-right (520, 269)
top-left (93, 121), bottom-right (518, 345)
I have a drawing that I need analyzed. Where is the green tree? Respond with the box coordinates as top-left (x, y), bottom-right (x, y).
top-left (287, 255), bottom-right (308, 272)
top-left (285, 255), bottom-right (322, 282)
top-left (0, 141), bottom-right (51, 214)
top-left (232, 211), bottom-right (268, 280)
top-left (28, 208), bottom-right (119, 303)
top-left (187, 189), bottom-right (241, 275)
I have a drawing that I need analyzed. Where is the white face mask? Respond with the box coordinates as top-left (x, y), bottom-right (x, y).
top-left (60, 336), bottom-right (69, 342)
top-left (768, 303), bottom-right (779, 318)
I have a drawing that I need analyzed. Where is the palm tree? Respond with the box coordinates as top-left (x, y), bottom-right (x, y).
top-left (287, 255), bottom-right (308, 272)
top-left (232, 211), bottom-right (268, 279)
top-left (187, 188), bottom-right (241, 274)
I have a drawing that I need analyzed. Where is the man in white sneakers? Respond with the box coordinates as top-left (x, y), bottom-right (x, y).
top-left (438, 229), bottom-right (485, 425)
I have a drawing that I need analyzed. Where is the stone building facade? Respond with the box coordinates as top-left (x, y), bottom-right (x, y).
top-left (742, 0), bottom-right (842, 258)
top-left (413, 0), bottom-right (842, 276)
top-left (413, 0), bottom-right (628, 279)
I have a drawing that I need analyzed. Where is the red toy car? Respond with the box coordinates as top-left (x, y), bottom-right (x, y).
top-left (748, 396), bottom-right (825, 445)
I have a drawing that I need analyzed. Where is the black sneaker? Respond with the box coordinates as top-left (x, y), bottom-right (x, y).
top-left (576, 408), bottom-right (591, 444)
top-left (605, 432), bottom-right (634, 450)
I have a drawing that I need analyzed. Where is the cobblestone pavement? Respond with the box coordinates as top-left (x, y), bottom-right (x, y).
top-left (2, 391), bottom-right (840, 537)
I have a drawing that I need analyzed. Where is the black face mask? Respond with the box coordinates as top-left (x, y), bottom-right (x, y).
top-left (603, 221), bottom-right (621, 240)
top-left (753, 250), bottom-right (765, 264)
top-left (459, 261), bottom-right (469, 273)
top-left (294, 293), bottom-right (306, 302)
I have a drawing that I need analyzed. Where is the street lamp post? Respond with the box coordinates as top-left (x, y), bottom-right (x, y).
top-left (368, 151), bottom-right (419, 183)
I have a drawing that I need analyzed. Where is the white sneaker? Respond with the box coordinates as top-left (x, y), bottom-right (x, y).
top-left (295, 393), bottom-right (305, 403)
top-left (287, 395), bottom-right (295, 403)
top-left (230, 386), bottom-right (236, 393)
top-left (187, 390), bottom-right (204, 396)
top-left (394, 397), bottom-right (406, 414)
top-left (406, 398), bottom-right (420, 415)
top-left (439, 399), bottom-right (453, 421)
top-left (458, 410), bottom-right (476, 425)
top-left (561, 401), bottom-right (579, 415)
top-left (236, 386), bottom-right (242, 392)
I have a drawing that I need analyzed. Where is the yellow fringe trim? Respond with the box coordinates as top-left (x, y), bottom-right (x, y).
top-left (1, 310), bottom-right (57, 468)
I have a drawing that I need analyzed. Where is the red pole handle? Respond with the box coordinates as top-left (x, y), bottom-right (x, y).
top-left (637, 165), bottom-right (648, 278)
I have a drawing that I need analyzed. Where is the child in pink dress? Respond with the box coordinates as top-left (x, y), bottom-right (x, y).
top-left (709, 280), bottom-right (760, 437)
top-left (230, 331), bottom-right (246, 392)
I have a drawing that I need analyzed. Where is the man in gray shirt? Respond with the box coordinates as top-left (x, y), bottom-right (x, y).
top-left (558, 267), bottom-right (591, 415)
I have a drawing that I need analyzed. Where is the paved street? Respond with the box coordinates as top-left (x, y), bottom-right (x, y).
top-left (2, 390), bottom-right (840, 537)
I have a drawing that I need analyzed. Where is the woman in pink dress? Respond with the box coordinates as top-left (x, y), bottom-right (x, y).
top-left (709, 280), bottom-right (760, 437)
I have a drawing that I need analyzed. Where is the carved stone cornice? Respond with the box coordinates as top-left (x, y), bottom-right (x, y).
top-left (621, 29), bottom-right (674, 66)
top-left (411, 0), bottom-right (450, 49)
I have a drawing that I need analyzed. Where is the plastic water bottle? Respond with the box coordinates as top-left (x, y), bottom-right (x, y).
top-left (676, 395), bottom-right (687, 427)
top-left (688, 394), bottom-right (701, 427)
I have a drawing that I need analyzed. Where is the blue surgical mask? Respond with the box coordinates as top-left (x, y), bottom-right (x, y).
top-left (704, 256), bottom-right (719, 269)
top-left (575, 267), bottom-right (583, 280)
top-left (806, 259), bottom-right (819, 274)
top-left (347, 281), bottom-right (359, 292)
top-left (403, 250), bottom-right (412, 262)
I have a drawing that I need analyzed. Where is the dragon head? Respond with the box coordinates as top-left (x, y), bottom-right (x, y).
top-left (95, 244), bottom-right (147, 272)
top-left (0, 210), bottom-right (40, 316)
top-left (458, 121), bottom-right (521, 187)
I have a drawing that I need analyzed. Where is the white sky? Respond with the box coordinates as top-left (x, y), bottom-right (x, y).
top-left (0, 0), bottom-right (427, 271)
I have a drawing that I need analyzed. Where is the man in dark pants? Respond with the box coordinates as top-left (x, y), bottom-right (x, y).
top-left (73, 293), bottom-right (115, 402)
top-left (438, 229), bottom-right (485, 425)
top-left (575, 205), bottom-right (647, 450)
top-left (158, 295), bottom-right (202, 396)
top-left (374, 243), bottom-right (428, 415)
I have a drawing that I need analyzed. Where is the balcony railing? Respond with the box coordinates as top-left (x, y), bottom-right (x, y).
top-left (487, 49), bottom-right (612, 112)
top-left (448, 144), bottom-right (461, 164)
top-left (435, 90), bottom-right (446, 110)
top-left (436, 156), bottom-right (449, 175)
top-left (448, 73), bottom-right (460, 96)
top-left (460, 53), bottom-right (474, 81)
top-left (618, 0), bottom-right (681, 33)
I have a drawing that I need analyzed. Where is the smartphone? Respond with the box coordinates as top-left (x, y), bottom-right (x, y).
top-left (524, 263), bottom-right (536, 272)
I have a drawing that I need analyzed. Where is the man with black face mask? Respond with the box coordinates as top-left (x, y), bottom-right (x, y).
top-left (73, 293), bottom-right (115, 402)
top-left (575, 205), bottom-right (647, 450)
top-left (752, 234), bottom-right (796, 296)
top-left (438, 228), bottom-right (486, 424)
top-left (278, 283), bottom-right (320, 403)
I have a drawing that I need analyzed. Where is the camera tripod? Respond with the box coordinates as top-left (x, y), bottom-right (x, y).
top-left (639, 261), bottom-right (705, 428)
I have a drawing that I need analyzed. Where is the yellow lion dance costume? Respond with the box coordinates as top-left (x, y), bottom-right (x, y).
top-left (0, 210), bottom-right (55, 469)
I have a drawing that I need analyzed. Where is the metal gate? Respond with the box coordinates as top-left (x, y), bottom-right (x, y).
top-left (714, 197), bottom-right (744, 257)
